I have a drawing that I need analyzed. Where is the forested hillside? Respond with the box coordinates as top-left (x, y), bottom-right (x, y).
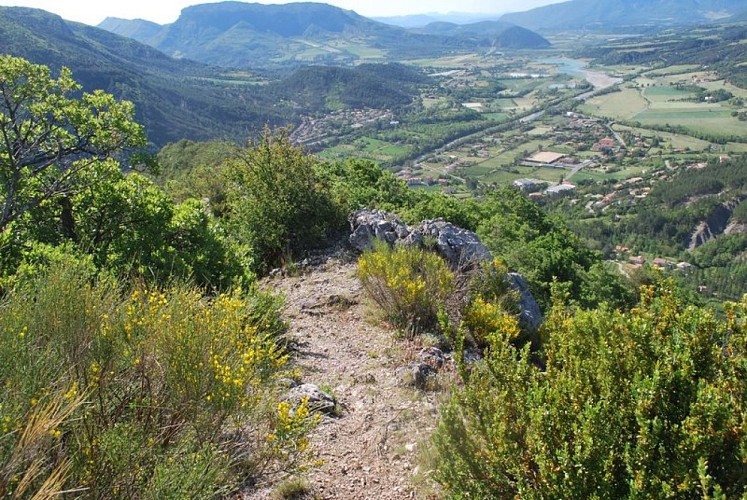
top-left (0, 7), bottom-right (290, 145)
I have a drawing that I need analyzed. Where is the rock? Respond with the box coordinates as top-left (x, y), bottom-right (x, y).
top-left (463, 347), bottom-right (483, 363)
top-left (348, 209), bottom-right (544, 330)
top-left (277, 377), bottom-right (299, 389)
top-left (418, 347), bottom-right (445, 371)
top-left (284, 383), bottom-right (337, 415)
top-left (410, 219), bottom-right (492, 268)
top-left (348, 209), bottom-right (410, 252)
top-left (508, 272), bottom-right (543, 331)
top-left (397, 362), bottom-right (436, 389)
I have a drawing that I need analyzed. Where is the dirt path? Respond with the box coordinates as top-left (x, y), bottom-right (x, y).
top-left (248, 255), bottom-right (445, 499)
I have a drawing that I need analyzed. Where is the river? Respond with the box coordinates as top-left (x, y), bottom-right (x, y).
top-left (541, 58), bottom-right (623, 99)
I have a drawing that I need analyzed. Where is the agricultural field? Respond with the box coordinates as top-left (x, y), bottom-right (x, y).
top-left (317, 136), bottom-right (412, 162)
top-left (580, 72), bottom-right (747, 140)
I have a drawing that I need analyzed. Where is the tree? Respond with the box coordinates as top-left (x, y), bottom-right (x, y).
top-left (0, 56), bottom-right (145, 232)
top-left (225, 129), bottom-right (344, 272)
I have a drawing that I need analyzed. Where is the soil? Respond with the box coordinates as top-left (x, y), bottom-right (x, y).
top-left (244, 252), bottom-right (448, 499)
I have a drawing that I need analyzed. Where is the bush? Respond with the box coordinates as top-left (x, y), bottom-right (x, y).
top-left (225, 130), bottom-right (345, 273)
top-left (433, 282), bottom-right (747, 497)
top-left (358, 243), bottom-right (454, 335)
top-left (460, 259), bottom-right (522, 347)
top-left (0, 263), bottom-right (317, 497)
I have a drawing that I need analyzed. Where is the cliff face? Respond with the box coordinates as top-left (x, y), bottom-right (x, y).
top-left (688, 198), bottom-right (744, 251)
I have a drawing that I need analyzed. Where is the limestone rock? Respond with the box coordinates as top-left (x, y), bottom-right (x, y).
top-left (285, 383), bottom-right (337, 415)
top-left (411, 218), bottom-right (492, 268)
top-left (348, 209), bottom-right (410, 252)
top-left (508, 272), bottom-right (543, 331)
top-left (418, 347), bottom-right (445, 371)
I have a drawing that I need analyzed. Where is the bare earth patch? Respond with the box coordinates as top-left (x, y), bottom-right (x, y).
top-left (245, 256), bottom-right (446, 499)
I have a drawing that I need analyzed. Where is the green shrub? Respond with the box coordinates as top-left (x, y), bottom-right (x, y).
top-left (0, 263), bottom-right (317, 497)
top-left (225, 130), bottom-right (345, 272)
top-left (358, 243), bottom-right (454, 335)
top-left (433, 282), bottom-right (747, 497)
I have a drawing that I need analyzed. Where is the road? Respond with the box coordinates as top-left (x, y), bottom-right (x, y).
top-left (607, 122), bottom-right (627, 147)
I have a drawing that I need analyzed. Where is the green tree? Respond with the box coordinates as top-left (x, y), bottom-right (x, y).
top-left (0, 56), bottom-right (145, 232)
top-left (225, 130), bottom-right (344, 272)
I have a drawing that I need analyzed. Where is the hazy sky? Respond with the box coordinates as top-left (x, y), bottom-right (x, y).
top-left (0, 0), bottom-right (565, 25)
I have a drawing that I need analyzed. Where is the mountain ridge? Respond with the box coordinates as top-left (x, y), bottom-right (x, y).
top-left (501, 0), bottom-right (746, 31)
top-left (98, 1), bottom-right (551, 68)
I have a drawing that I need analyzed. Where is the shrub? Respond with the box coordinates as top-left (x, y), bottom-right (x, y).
top-left (225, 130), bottom-right (345, 273)
top-left (358, 243), bottom-right (454, 335)
top-left (459, 258), bottom-right (524, 347)
top-left (433, 282), bottom-right (747, 497)
top-left (0, 263), bottom-right (317, 497)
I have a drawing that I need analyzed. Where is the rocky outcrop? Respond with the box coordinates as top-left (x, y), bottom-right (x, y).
top-left (508, 273), bottom-right (543, 332)
top-left (409, 219), bottom-right (493, 269)
top-left (349, 209), bottom-right (544, 331)
top-left (349, 209), bottom-right (410, 252)
top-left (725, 221), bottom-right (747, 236)
top-left (688, 198), bottom-right (744, 251)
top-left (349, 209), bottom-right (491, 269)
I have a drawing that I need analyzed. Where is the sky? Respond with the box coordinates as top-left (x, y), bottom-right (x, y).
top-left (0, 0), bottom-right (564, 25)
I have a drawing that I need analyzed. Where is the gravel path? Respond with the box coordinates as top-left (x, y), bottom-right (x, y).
top-left (247, 257), bottom-right (446, 499)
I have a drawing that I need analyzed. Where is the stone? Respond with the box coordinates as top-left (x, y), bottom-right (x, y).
top-left (397, 362), bottom-right (436, 389)
top-left (410, 218), bottom-right (492, 269)
top-left (284, 383), bottom-right (337, 415)
top-left (418, 347), bottom-right (445, 371)
top-left (463, 347), bottom-right (483, 363)
top-left (508, 272), bottom-right (543, 331)
top-left (348, 209), bottom-right (410, 252)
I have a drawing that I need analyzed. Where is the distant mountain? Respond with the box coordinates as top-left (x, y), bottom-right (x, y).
top-left (416, 21), bottom-right (551, 48)
top-left (501, 0), bottom-right (746, 31)
top-left (98, 17), bottom-right (163, 42)
top-left (99, 1), bottom-right (549, 68)
top-left (372, 15), bottom-right (440, 29)
top-left (373, 12), bottom-right (502, 28)
top-left (0, 7), bottom-right (288, 146)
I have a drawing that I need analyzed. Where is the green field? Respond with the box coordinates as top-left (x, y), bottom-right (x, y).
top-left (644, 65), bottom-right (701, 77)
top-left (581, 80), bottom-right (747, 140)
top-left (580, 88), bottom-right (648, 120)
top-left (318, 137), bottom-right (411, 162)
top-left (613, 124), bottom-right (712, 151)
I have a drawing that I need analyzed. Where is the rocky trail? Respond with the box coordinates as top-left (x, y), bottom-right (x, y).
top-left (247, 251), bottom-right (449, 499)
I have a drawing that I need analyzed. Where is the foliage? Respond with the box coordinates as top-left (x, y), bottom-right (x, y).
top-left (478, 188), bottom-right (633, 309)
top-left (2, 166), bottom-right (247, 291)
top-left (157, 139), bottom-right (239, 207)
top-left (276, 64), bottom-right (425, 112)
top-left (0, 55), bottom-right (145, 232)
top-left (318, 158), bottom-right (419, 214)
top-left (460, 259), bottom-right (523, 347)
top-left (225, 130), bottom-right (345, 272)
top-left (358, 242), bottom-right (454, 334)
top-left (0, 262), bottom-right (317, 497)
top-left (433, 282), bottom-right (747, 497)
